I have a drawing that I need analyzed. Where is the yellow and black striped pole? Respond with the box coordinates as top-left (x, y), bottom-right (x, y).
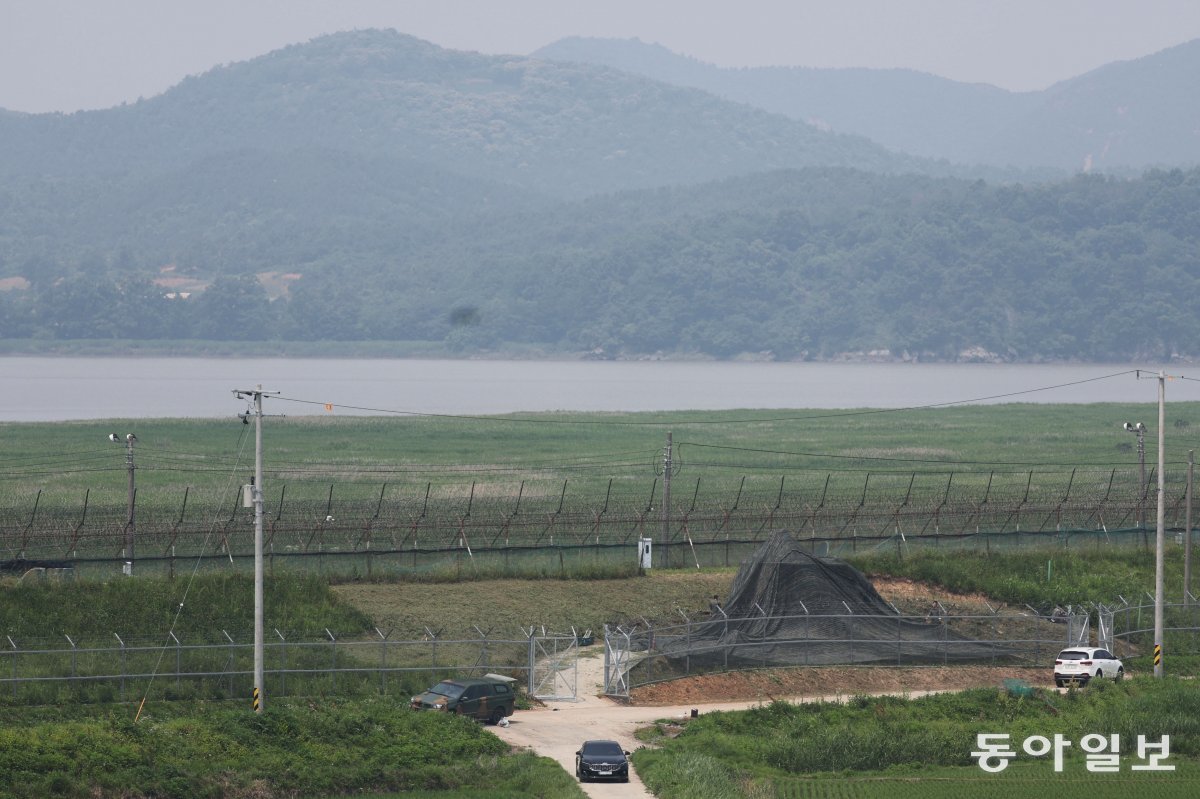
top-left (1153, 644), bottom-right (1162, 672)
top-left (252, 686), bottom-right (261, 713)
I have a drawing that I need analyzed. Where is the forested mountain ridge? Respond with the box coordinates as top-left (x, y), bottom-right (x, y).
top-left (4, 164), bottom-right (1198, 363)
top-left (533, 36), bottom-right (1200, 171)
top-left (1, 30), bottom-right (1198, 362)
top-left (0, 29), bottom-right (928, 198)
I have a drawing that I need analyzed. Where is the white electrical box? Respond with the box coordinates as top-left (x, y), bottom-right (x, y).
top-left (638, 537), bottom-right (653, 570)
top-left (242, 484), bottom-right (254, 508)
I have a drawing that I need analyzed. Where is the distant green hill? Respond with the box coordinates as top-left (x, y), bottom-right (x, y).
top-left (1, 30), bottom-right (1198, 362)
top-left (0, 29), bottom-right (925, 198)
top-left (534, 36), bottom-right (1200, 172)
top-left (3, 164), bottom-right (1198, 362)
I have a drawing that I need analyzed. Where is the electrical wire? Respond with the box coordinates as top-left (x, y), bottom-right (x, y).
top-left (132, 416), bottom-right (254, 723)
top-left (271, 369), bottom-right (1143, 426)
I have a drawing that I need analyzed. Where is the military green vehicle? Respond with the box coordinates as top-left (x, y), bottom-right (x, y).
top-left (410, 674), bottom-right (516, 724)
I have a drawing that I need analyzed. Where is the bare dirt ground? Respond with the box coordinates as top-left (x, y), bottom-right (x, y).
top-left (493, 576), bottom-right (1051, 799)
top-left (495, 647), bottom-right (1050, 799)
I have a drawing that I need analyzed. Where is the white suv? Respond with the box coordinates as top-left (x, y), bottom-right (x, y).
top-left (1054, 647), bottom-right (1123, 687)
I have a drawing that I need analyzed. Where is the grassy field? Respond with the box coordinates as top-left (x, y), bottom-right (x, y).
top-left (633, 679), bottom-right (1200, 799)
top-left (0, 698), bottom-right (585, 799)
top-left (4, 546), bottom-right (1200, 796)
top-left (3, 401), bottom-right (1200, 797)
top-left (3, 401), bottom-right (1198, 504)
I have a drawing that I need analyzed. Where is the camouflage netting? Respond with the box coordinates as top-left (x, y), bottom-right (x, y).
top-left (649, 531), bottom-right (1011, 669)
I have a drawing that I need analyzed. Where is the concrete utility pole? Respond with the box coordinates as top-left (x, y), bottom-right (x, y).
top-left (125, 434), bottom-right (136, 575)
top-left (1186, 450), bottom-right (1195, 606)
top-left (1154, 371), bottom-right (1166, 678)
top-left (1123, 421), bottom-right (1147, 529)
top-left (662, 432), bottom-right (672, 570)
top-left (234, 386), bottom-right (271, 712)
top-left (109, 432), bottom-right (137, 575)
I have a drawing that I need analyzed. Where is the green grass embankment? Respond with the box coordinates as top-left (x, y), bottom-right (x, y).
top-left (0, 698), bottom-right (583, 799)
top-left (634, 678), bottom-right (1200, 799)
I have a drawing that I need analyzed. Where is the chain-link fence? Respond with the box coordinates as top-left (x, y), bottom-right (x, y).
top-left (0, 627), bottom-right (579, 707)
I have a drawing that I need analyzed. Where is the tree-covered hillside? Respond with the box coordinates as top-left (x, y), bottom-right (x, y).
top-left (1, 30), bottom-right (1197, 362)
top-left (3, 166), bottom-right (1198, 362)
top-left (0, 29), bottom-right (922, 199)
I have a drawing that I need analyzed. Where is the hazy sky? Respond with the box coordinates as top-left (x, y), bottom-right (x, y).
top-left (4, 0), bottom-right (1200, 113)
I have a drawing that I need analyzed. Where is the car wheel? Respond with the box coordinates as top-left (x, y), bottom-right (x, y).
top-left (488, 707), bottom-right (505, 725)
top-left (1096, 669), bottom-right (1104, 680)
top-left (1055, 679), bottom-right (1064, 688)
top-left (1115, 667), bottom-right (1124, 681)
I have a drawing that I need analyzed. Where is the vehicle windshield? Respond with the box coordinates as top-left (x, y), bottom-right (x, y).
top-left (583, 741), bottom-right (625, 757)
top-left (429, 681), bottom-right (465, 699)
top-left (1058, 651), bottom-right (1089, 661)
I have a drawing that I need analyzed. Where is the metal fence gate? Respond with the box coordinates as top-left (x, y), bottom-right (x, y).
top-left (603, 625), bottom-right (634, 698)
top-left (528, 632), bottom-right (578, 701)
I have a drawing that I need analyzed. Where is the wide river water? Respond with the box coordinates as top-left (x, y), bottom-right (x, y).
top-left (0, 357), bottom-right (1189, 422)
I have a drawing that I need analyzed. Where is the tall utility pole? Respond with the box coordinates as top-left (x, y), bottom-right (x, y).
top-left (1123, 422), bottom-right (1147, 529)
top-left (234, 386), bottom-right (271, 713)
top-left (1186, 450), bottom-right (1195, 606)
top-left (1154, 371), bottom-right (1166, 678)
top-left (662, 432), bottom-right (672, 570)
top-left (125, 434), bottom-right (136, 576)
top-left (109, 432), bottom-right (138, 575)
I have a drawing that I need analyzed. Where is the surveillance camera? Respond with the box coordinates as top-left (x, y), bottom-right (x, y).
top-left (1123, 422), bottom-right (1133, 431)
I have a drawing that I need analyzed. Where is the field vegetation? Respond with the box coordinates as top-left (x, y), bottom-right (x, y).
top-left (633, 679), bottom-right (1200, 798)
top-left (0, 698), bottom-right (583, 799)
top-left (3, 401), bottom-right (1196, 506)
top-left (3, 403), bottom-right (1200, 796)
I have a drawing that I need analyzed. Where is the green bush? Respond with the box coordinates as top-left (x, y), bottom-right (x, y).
top-left (0, 697), bottom-right (583, 799)
top-left (635, 677), bottom-right (1200, 791)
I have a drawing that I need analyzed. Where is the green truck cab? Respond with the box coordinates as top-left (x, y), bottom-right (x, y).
top-left (410, 674), bottom-right (516, 724)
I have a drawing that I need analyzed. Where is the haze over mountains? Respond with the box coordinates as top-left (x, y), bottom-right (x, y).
top-left (0, 29), bottom-right (1197, 362)
top-left (533, 35), bottom-right (1200, 172)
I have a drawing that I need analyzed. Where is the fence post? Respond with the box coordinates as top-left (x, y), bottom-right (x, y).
top-left (275, 629), bottom-right (287, 697)
top-left (647, 620), bottom-right (655, 684)
top-left (65, 634), bottom-right (77, 684)
top-left (527, 629), bottom-right (536, 695)
top-left (222, 631), bottom-right (236, 697)
top-left (326, 629), bottom-right (337, 693)
top-left (114, 633), bottom-right (126, 701)
top-left (7, 636), bottom-right (17, 701)
top-left (377, 628), bottom-right (389, 695)
top-left (169, 632), bottom-right (181, 689)
top-left (427, 626), bottom-right (440, 682)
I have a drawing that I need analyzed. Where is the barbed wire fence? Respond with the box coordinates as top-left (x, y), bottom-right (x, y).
top-left (0, 626), bottom-right (580, 707)
top-left (1, 464), bottom-right (1193, 578)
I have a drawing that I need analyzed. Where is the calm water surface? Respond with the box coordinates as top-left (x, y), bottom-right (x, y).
top-left (0, 357), bottom-right (1185, 421)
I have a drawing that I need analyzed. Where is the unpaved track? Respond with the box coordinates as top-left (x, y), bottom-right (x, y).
top-left (493, 649), bottom-right (947, 798)
top-left (493, 650), bottom-right (725, 798)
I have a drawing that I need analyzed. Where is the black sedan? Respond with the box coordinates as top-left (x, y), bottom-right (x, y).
top-left (575, 739), bottom-right (631, 783)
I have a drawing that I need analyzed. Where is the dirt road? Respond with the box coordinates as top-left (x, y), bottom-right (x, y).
top-left (493, 650), bottom-right (746, 798)
top-left (493, 647), bottom-right (1050, 798)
